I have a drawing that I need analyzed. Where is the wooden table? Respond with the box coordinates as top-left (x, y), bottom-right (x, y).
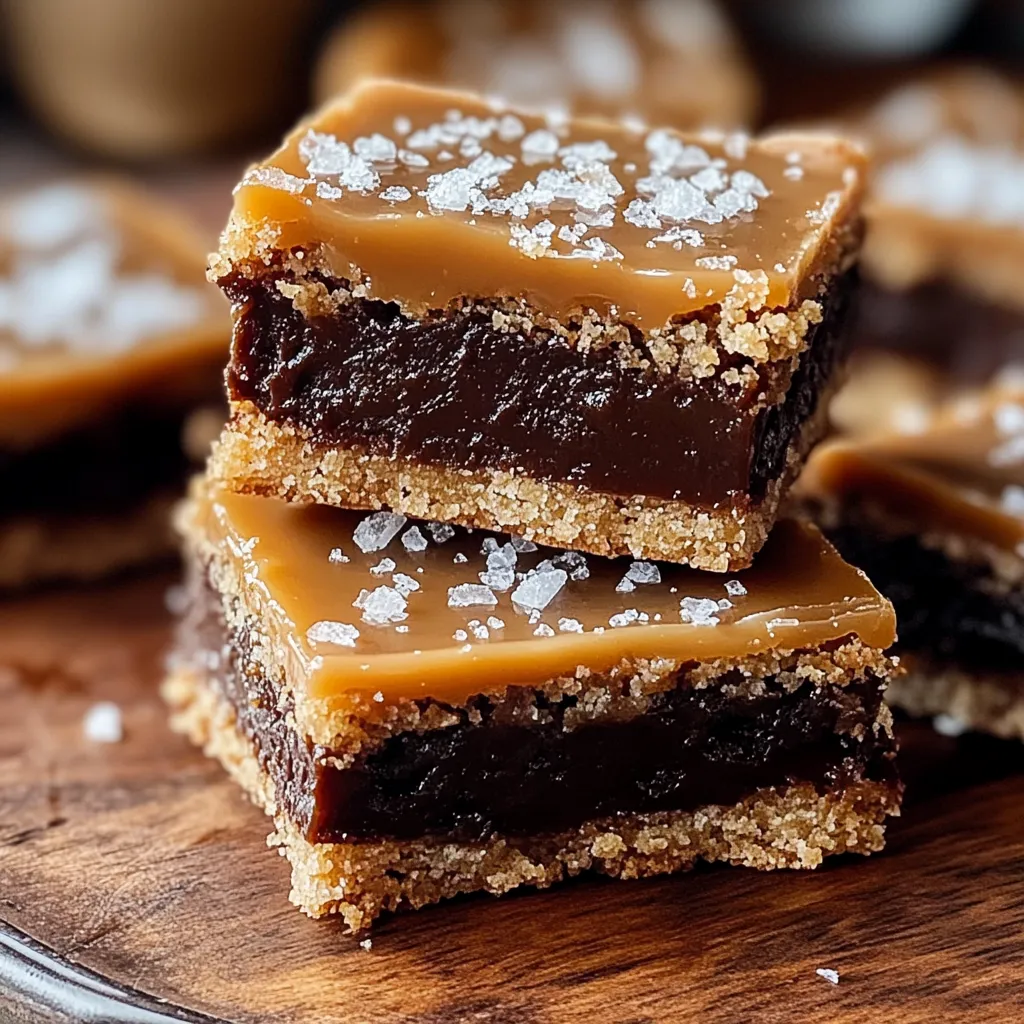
top-left (2, 572), bottom-right (1024, 1023)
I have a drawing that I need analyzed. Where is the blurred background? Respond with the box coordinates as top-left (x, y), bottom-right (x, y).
top-left (2, 0), bottom-right (1023, 239)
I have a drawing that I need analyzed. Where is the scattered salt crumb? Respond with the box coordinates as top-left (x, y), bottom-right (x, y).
top-left (392, 572), bottom-right (420, 595)
top-left (934, 714), bottom-right (968, 737)
top-left (427, 522), bottom-right (456, 544)
top-left (533, 623), bottom-right (556, 637)
top-left (307, 620), bottom-right (360, 647)
top-left (370, 557), bottom-right (396, 576)
top-left (354, 586), bottom-right (408, 625)
top-left (609, 609), bottom-right (640, 628)
top-left (616, 577), bottom-right (636, 593)
top-left (626, 561), bottom-right (661, 585)
top-left (453, 629), bottom-right (469, 641)
top-left (83, 702), bottom-right (122, 743)
top-left (558, 617), bottom-right (584, 633)
top-left (724, 579), bottom-right (747, 597)
top-left (359, 938), bottom-right (373, 951)
top-left (486, 616), bottom-right (506, 630)
top-left (328, 547), bottom-right (350, 564)
top-left (510, 535), bottom-right (538, 552)
top-left (816, 968), bottom-right (839, 986)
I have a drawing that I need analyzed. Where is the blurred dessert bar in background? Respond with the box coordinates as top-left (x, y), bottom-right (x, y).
top-left (851, 67), bottom-right (1024, 381)
top-left (165, 482), bottom-right (901, 931)
top-left (800, 387), bottom-right (1024, 739)
top-left (0, 181), bottom-right (227, 588)
top-left (210, 80), bottom-right (866, 570)
top-left (314, 0), bottom-right (756, 129)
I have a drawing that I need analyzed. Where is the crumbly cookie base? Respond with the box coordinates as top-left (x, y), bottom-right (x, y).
top-left (889, 661), bottom-right (1024, 741)
top-left (165, 663), bottom-right (901, 932)
top-left (209, 397), bottom-right (827, 570)
top-left (0, 495), bottom-right (176, 590)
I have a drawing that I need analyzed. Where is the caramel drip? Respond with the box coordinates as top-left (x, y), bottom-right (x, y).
top-left (0, 182), bottom-right (227, 447)
top-left (801, 389), bottom-right (1024, 553)
top-left (223, 80), bottom-right (863, 329)
top-left (196, 487), bottom-right (895, 704)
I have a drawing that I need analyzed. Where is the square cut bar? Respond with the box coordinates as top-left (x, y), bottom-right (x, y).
top-left (0, 181), bottom-right (227, 588)
top-left (165, 482), bottom-right (901, 931)
top-left (800, 388), bottom-right (1024, 739)
top-left (314, 0), bottom-right (756, 130)
top-left (210, 79), bottom-right (866, 570)
top-left (849, 67), bottom-right (1024, 379)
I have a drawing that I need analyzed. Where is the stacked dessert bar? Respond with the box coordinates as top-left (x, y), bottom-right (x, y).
top-left (801, 386), bottom-right (1024, 740)
top-left (166, 79), bottom-right (902, 930)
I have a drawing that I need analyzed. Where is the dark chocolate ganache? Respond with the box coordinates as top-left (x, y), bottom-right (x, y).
top-left (224, 268), bottom-right (854, 508)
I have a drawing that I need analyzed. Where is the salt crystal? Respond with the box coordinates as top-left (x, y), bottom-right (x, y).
top-left (370, 557), bottom-right (396, 577)
top-left (328, 547), bottom-right (350, 564)
top-left (392, 572), bottom-right (420, 595)
top-left (695, 255), bottom-right (738, 270)
top-left (995, 402), bottom-right (1024, 435)
top-left (533, 623), bottom-right (556, 637)
top-left (354, 586), bottom-right (408, 625)
top-left (626, 561), bottom-right (661, 585)
top-left (393, 115), bottom-right (412, 136)
top-left (426, 522), bottom-right (456, 544)
top-left (717, 598), bottom-right (732, 610)
top-left (783, 165), bottom-right (804, 181)
top-left (447, 583), bottom-right (498, 608)
top-left (679, 596), bottom-right (720, 625)
top-left (453, 629), bottom-right (469, 641)
top-left (359, 938), bottom-right (373, 951)
top-left (723, 132), bottom-right (749, 160)
top-left (521, 129), bottom-right (560, 160)
top-left (512, 568), bottom-right (567, 612)
top-left (398, 149), bottom-right (430, 168)
top-left (616, 577), bottom-right (636, 593)
top-left (469, 621), bottom-right (490, 640)
top-left (354, 133), bottom-right (398, 164)
top-left (553, 551), bottom-right (589, 580)
top-left (724, 579), bottom-right (747, 597)
top-left (395, 625), bottom-right (409, 633)
top-left (83, 702), bottom-right (122, 743)
top-left (558, 617), bottom-right (585, 633)
top-left (380, 186), bottom-right (412, 203)
top-left (479, 567), bottom-right (516, 591)
top-left (815, 969), bottom-right (839, 986)
top-left (453, 553), bottom-right (468, 564)
top-left (623, 198), bottom-right (661, 229)
top-left (306, 620), bottom-right (360, 647)
top-left (609, 609), bottom-right (639, 628)
top-left (510, 535), bottom-right (538, 553)
top-left (353, 511), bottom-right (407, 552)
top-left (402, 526), bottom-right (428, 552)
top-left (1001, 485), bottom-right (1024, 515)
top-left (487, 616), bottom-right (506, 630)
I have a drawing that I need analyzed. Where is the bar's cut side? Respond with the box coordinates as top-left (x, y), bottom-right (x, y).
top-left (0, 182), bottom-right (227, 587)
top-left (800, 393), bottom-right (1024, 738)
top-left (210, 79), bottom-right (865, 570)
top-left (314, 0), bottom-right (757, 130)
top-left (165, 483), bottom-right (901, 931)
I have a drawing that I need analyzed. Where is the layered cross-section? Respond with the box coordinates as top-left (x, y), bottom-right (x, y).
top-left (210, 80), bottom-right (866, 570)
top-left (165, 482), bottom-right (901, 931)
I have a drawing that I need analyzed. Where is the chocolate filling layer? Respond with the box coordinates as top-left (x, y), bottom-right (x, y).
top-left (826, 523), bottom-right (1024, 674)
top-left (225, 269), bottom-right (853, 507)
top-left (1, 405), bottom-right (195, 520)
top-left (187, 576), bottom-right (897, 845)
top-left (853, 280), bottom-right (1024, 381)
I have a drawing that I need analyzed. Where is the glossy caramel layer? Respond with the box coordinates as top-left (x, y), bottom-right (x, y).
top-left (0, 181), bottom-right (227, 447)
top-left (315, 0), bottom-right (755, 130)
top-left (193, 486), bottom-right (895, 705)
top-left (802, 387), bottom-right (1024, 554)
top-left (221, 80), bottom-right (864, 330)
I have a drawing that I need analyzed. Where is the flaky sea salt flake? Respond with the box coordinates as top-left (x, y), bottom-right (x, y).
top-left (679, 596), bottom-right (720, 625)
top-left (626, 561), bottom-right (661, 585)
top-left (83, 702), bottom-right (122, 743)
top-left (353, 511), bottom-right (407, 552)
top-left (448, 583), bottom-right (498, 608)
top-left (512, 568), bottom-right (568, 612)
top-left (328, 547), bottom-right (350, 564)
top-left (354, 586), bottom-right (408, 625)
top-left (816, 969), bottom-right (840, 986)
top-left (306, 620), bottom-right (360, 647)
top-left (724, 579), bottom-right (747, 597)
top-left (402, 526), bottom-right (428, 552)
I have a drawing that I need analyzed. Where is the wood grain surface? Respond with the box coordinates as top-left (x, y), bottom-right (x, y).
top-left (3, 573), bottom-right (1024, 1023)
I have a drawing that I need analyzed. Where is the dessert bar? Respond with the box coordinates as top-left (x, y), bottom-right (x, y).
top-left (800, 389), bottom-right (1024, 738)
top-left (315, 0), bottom-right (755, 130)
top-left (165, 483), bottom-right (901, 931)
top-left (210, 79), bottom-right (866, 570)
top-left (851, 67), bottom-right (1024, 378)
top-left (0, 181), bottom-right (227, 587)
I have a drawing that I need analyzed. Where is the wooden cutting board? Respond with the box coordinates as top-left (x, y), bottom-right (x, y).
top-left (3, 573), bottom-right (1024, 1024)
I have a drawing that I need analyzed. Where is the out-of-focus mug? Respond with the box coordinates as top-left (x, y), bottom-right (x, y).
top-left (2, 0), bottom-right (319, 159)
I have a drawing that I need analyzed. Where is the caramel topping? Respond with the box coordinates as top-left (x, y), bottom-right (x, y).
top-left (315, 0), bottom-right (755, 130)
top-left (801, 387), bottom-right (1024, 554)
top-left (196, 486), bottom-right (894, 705)
top-left (0, 182), bottom-right (227, 447)
top-left (222, 80), bottom-right (864, 330)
